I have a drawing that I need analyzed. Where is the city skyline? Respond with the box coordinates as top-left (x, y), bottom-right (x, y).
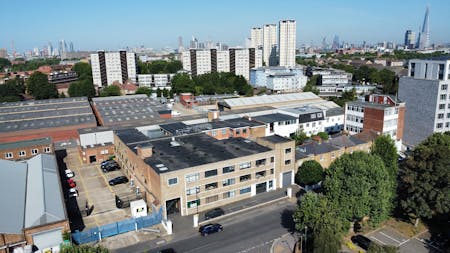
top-left (1, 0), bottom-right (450, 52)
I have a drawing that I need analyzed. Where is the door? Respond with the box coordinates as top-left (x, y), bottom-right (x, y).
top-left (89, 155), bottom-right (96, 163)
top-left (282, 171), bottom-right (292, 188)
top-left (256, 182), bottom-right (267, 194)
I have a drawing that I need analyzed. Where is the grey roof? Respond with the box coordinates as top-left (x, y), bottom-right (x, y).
top-left (0, 137), bottom-right (52, 151)
top-left (0, 159), bottom-right (27, 234)
top-left (328, 135), bottom-right (359, 148)
top-left (326, 107), bottom-right (345, 117)
top-left (160, 122), bottom-right (188, 135)
top-left (261, 135), bottom-right (293, 144)
top-left (0, 154), bottom-right (66, 234)
top-left (224, 118), bottom-right (265, 128)
top-left (222, 92), bottom-right (320, 108)
top-left (252, 113), bottom-right (297, 123)
top-left (346, 100), bottom-right (393, 110)
top-left (0, 97), bottom-right (95, 133)
top-left (295, 141), bottom-right (340, 160)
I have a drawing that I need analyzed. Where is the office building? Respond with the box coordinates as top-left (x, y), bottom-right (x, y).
top-left (250, 66), bottom-right (307, 92)
top-left (91, 51), bottom-right (137, 87)
top-left (278, 20), bottom-right (296, 67)
top-left (417, 7), bottom-right (430, 50)
top-left (0, 48), bottom-right (7, 58)
top-left (404, 30), bottom-right (416, 49)
top-left (250, 27), bottom-right (263, 49)
top-left (263, 24), bottom-right (277, 66)
top-left (398, 57), bottom-right (450, 147)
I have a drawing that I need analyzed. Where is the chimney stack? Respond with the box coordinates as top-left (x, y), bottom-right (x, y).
top-left (136, 144), bottom-right (153, 159)
top-left (208, 109), bottom-right (220, 122)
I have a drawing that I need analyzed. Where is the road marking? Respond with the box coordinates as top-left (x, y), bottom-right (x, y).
top-left (399, 238), bottom-right (410, 246)
top-left (416, 238), bottom-right (444, 252)
top-left (370, 236), bottom-right (386, 245)
top-left (379, 231), bottom-right (404, 244)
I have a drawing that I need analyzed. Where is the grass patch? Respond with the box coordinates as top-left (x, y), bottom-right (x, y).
top-left (385, 217), bottom-right (427, 237)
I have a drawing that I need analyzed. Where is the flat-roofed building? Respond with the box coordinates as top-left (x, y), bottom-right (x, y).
top-left (0, 137), bottom-right (54, 161)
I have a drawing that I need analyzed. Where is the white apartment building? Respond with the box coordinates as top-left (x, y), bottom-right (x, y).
top-left (249, 66), bottom-right (307, 92)
top-left (91, 51), bottom-right (137, 87)
top-left (252, 113), bottom-right (299, 137)
top-left (280, 107), bottom-right (325, 136)
top-left (263, 24), bottom-right (277, 66)
top-left (323, 107), bottom-right (345, 134)
top-left (399, 57), bottom-right (450, 147)
top-left (278, 20), bottom-right (296, 67)
top-left (137, 74), bottom-right (175, 88)
top-left (251, 27), bottom-right (263, 49)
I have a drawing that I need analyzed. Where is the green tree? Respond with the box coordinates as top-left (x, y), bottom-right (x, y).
top-left (296, 160), bottom-right (324, 186)
top-left (371, 135), bottom-right (398, 182)
top-left (399, 132), bottom-right (450, 225)
top-left (27, 71), bottom-right (58, 99)
top-left (171, 73), bottom-right (195, 94)
top-left (292, 130), bottom-right (309, 146)
top-left (11, 58), bottom-right (60, 72)
top-left (0, 58), bottom-right (11, 71)
top-left (68, 79), bottom-right (96, 98)
top-left (0, 79), bottom-right (23, 102)
top-left (162, 88), bottom-right (169, 97)
top-left (156, 88), bottom-right (162, 97)
top-left (324, 152), bottom-right (394, 225)
top-left (313, 228), bottom-right (342, 253)
top-left (316, 132), bottom-right (329, 140)
top-left (135, 87), bottom-right (153, 97)
top-left (367, 243), bottom-right (398, 253)
top-left (72, 62), bottom-right (92, 80)
top-left (60, 245), bottom-right (109, 253)
top-left (100, 85), bottom-right (121, 97)
top-left (303, 75), bottom-right (320, 95)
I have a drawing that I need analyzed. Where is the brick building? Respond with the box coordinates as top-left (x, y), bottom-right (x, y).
top-left (0, 137), bottom-right (54, 161)
top-left (0, 155), bottom-right (69, 253)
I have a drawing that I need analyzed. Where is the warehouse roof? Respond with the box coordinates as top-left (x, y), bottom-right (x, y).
top-left (222, 92), bottom-right (320, 108)
top-left (0, 137), bottom-right (52, 151)
top-left (252, 113), bottom-right (297, 123)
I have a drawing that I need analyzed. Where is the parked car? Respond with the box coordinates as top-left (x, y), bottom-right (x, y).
top-left (109, 176), bottom-right (129, 186)
top-left (101, 160), bottom-right (118, 169)
top-left (351, 235), bottom-right (372, 250)
top-left (68, 188), bottom-right (78, 198)
top-left (102, 163), bottom-right (119, 173)
top-left (65, 169), bottom-right (75, 178)
top-left (205, 208), bottom-right (225, 220)
top-left (199, 223), bottom-right (223, 236)
top-left (157, 249), bottom-right (176, 253)
top-left (67, 178), bottom-right (77, 188)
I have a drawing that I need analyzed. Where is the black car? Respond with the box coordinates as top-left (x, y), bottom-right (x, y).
top-left (351, 234), bottom-right (372, 250)
top-left (101, 160), bottom-right (118, 169)
top-left (199, 223), bottom-right (223, 236)
top-left (109, 176), bottom-right (129, 186)
top-left (102, 163), bottom-right (119, 173)
top-left (204, 208), bottom-right (225, 220)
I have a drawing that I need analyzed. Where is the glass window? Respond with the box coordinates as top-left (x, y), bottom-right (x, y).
top-left (438, 113), bottom-right (444, 119)
top-left (44, 147), bottom-right (51, 153)
top-left (168, 177), bottom-right (178, 186)
top-left (31, 149), bottom-right (38, 155)
top-left (439, 104), bottom-right (445, 110)
top-left (285, 148), bottom-right (291, 154)
top-left (5, 152), bottom-right (13, 159)
top-left (270, 157), bottom-right (274, 163)
top-left (222, 178), bottom-right (235, 186)
top-left (441, 84), bottom-right (448, 90)
top-left (284, 159), bottom-right (291, 165)
top-left (19, 150), bottom-right (26, 157)
top-left (239, 174), bottom-right (251, 182)
top-left (223, 190), bottom-right (235, 199)
top-left (255, 158), bottom-right (266, 166)
top-left (205, 182), bottom-right (218, 190)
top-left (205, 195), bottom-right (219, 203)
top-left (255, 170), bottom-right (266, 178)
top-left (239, 162), bottom-right (251, 169)
top-left (437, 123), bottom-right (443, 129)
top-left (221, 128), bottom-right (227, 135)
top-left (440, 94), bottom-right (447, 101)
top-left (205, 169), bottom-right (218, 178)
top-left (186, 173), bottom-right (200, 183)
top-left (240, 187), bottom-right (251, 194)
top-left (212, 130), bottom-right (217, 136)
top-left (222, 165), bottom-right (235, 174)
top-left (186, 186), bottom-right (200, 195)
top-left (187, 199), bottom-right (200, 208)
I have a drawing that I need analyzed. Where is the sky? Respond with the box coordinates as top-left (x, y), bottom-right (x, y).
top-left (1, 0), bottom-right (449, 52)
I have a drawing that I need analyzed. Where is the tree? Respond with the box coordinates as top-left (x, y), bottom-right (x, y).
top-left (292, 130), bottom-right (309, 146)
top-left (171, 73), bottom-right (195, 94)
top-left (72, 62), bottom-right (92, 80)
top-left (27, 71), bottom-right (58, 99)
top-left (100, 85), bottom-right (121, 97)
top-left (367, 243), bottom-right (398, 253)
top-left (162, 88), bottom-right (169, 98)
top-left (296, 160), bottom-right (324, 186)
top-left (60, 245), bottom-right (109, 253)
top-left (303, 75), bottom-right (320, 95)
top-left (316, 132), bottom-right (329, 140)
top-left (313, 228), bottom-right (342, 253)
top-left (323, 152), bottom-right (394, 225)
top-left (371, 135), bottom-right (398, 182)
top-left (0, 58), bottom-right (11, 71)
top-left (135, 87), bottom-right (153, 97)
top-left (68, 79), bottom-right (96, 98)
top-left (156, 88), bottom-right (162, 97)
top-left (0, 79), bottom-right (23, 102)
top-left (400, 132), bottom-right (450, 225)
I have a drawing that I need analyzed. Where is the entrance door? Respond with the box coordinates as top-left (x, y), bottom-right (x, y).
top-left (256, 182), bottom-right (267, 194)
top-left (89, 155), bottom-right (96, 163)
top-left (282, 171), bottom-right (292, 188)
top-left (166, 198), bottom-right (181, 216)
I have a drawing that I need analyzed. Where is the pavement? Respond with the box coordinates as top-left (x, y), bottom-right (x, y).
top-left (271, 233), bottom-right (297, 253)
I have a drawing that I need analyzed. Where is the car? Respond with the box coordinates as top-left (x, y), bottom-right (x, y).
top-left (67, 179), bottom-right (77, 188)
top-left (199, 223), bottom-right (223, 236)
top-left (101, 159), bottom-right (114, 166)
top-left (109, 176), bottom-right (129, 186)
top-left (157, 249), bottom-right (176, 253)
top-left (205, 208), bottom-right (225, 220)
top-left (68, 188), bottom-right (78, 198)
top-left (351, 235), bottom-right (372, 250)
top-left (102, 163), bottom-right (119, 173)
top-left (65, 169), bottom-right (75, 178)
top-left (101, 160), bottom-right (118, 169)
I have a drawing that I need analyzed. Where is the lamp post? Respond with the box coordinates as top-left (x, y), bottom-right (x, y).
top-left (304, 226), bottom-right (307, 251)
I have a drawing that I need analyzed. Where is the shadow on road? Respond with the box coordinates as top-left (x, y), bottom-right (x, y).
top-left (280, 209), bottom-right (296, 234)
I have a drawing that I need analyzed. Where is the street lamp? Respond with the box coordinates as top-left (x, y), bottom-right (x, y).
top-left (304, 226), bottom-right (307, 251)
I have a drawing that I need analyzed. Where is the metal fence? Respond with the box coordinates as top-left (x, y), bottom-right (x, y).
top-left (72, 207), bottom-right (163, 244)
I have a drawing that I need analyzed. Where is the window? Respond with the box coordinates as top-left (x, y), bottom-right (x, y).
top-left (31, 149), bottom-right (38, 155)
top-left (255, 170), bottom-right (266, 178)
top-left (446, 122), bottom-right (450, 128)
top-left (255, 158), bottom-right (266, 167)
top-left (222, 165), bottom-right (235, 174)
top-left (447, 113), bottom-right (450, 119)
top-left (441, 84), bottom-right (448, 90)
top-left (205, 195), bottom-right (219, 204)
top-left (331, 152), bottom-right (335, 158)
top-left (5, 152), bottom-right (13, 159)
top-left (205, 169), bottom-right (218, 178)
top-left (221, 129), bottom-right (227, 135)
top-left (438, 64), bottom-right (444, 80)
top-left (440, 94), bottom-right (447, 101)
top-left (285, 148), bottom-right (291, 154)
top-left (438, 113), bottom-right (444, 119)
top-left (223, 191), bottom-right (235, 199)
top-left (320, 155), bottom-right (324, 161)
top-left (168, 177), bottom-right (178, 186)
top-left (19, 150), bottom-right (26, 157)
top-left (270, 157), bottom-right (274, 163)
top-left (205, 182), bottom-right (218, 190)
top-left (222, 178), bottom-right (235, 186)
top-left (311, 114), bottom-right (316, 119)
top-left (100, 149), bottom-right (109, 154)
top-left (212, 130), bottom-right (217, 137)
top-left (186, 173), bottom-right (200, 183)
top-left (270, 168), bottom-right (274, 174)
top-left (235, 129), bottom-right (241, 135)
top-left (239, 162), bottom-right (251, 169)
top-left (240, 174), bottom-right (251, 182)
top-left (186, 186), bottom-right (200, 196)
top-left (44, 147), bottom-right (51, 153)
top-left (240, 187), bottom-right (251, 194)
top-left (242, 129), bottom-right (247, 134)
top-left (187, 199), bottom-right (200, 208)
top-left (436, 123), bottom-right (443, 129)
top-left (439, 104), bottom-right (445, 110)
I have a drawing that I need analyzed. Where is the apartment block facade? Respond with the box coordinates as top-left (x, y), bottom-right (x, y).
top-left (398, 57), bottom-right (450, 147)
top-left (137, 74), bottom-right (175, 88)
top-left (91, 51), bottom-right (137, 87)
top-left (278, 20), bottom-right (296, 67)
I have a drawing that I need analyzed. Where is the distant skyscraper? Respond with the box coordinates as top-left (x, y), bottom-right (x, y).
top-left (190, 36), bottom-right (198, 49)
top-left (178, 36), bottom-right (185, 52)
top-left (263, 24), bottom-right (277, 66)
top-left (278, 20), bottom-right (296, 67)
top-left (332, 35), bottom-right (340, 50)
top-left (418, 6), bottom-right (430, 49)
top-left (321, 37), bottom-right (327, 50)
top-left (69, 42), bottom-right (74, 52)
top-left (47, 42), bottom-right (53, 57)
top-left (404, 30), bottom-right (416, 49)
top-left (0, 48), bottom-right (7, 58)
top-left (250, 27), bottom-right (263, 49)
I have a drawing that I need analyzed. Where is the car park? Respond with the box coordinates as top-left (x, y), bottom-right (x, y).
top-left (351, 234), bottom-right (372, 250)
top-left (65, 169), bottom-right (75, 178)
top-left (109, 176), bottom-right (129, 186)
top-left (205, 208), bottom-right (225, 220)
top-left (67, 178), bottom-right (77, 188)
top-left (199, 223), bottom-right (223, 236)
top-left (68, 188), bottom-right (78, 198)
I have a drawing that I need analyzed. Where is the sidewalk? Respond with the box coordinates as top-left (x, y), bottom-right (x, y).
top-left (271, 233), bottom-right (297, 253)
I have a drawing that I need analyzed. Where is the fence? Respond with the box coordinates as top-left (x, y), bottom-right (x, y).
top-left (72, 206), bottom-right (163, 244)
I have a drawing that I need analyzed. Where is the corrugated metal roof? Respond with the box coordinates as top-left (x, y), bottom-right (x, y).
top-left (223, 92), bottom-right (320, 108)
top-left (0, 137), bottom-right (52, 151)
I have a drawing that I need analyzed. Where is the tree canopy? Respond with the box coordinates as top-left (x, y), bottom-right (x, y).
top-left (0, 58), bottom-right (11, 71)
top-left (313, 228), bottom-right (342, 253)
top-left (72, 62), bottom-right (92, 80)
top-left (100, 85), bottom-right (121, 97)
top-left (291, 130), bottom-right (309, 146)
top-left (27, 71), bottom-right (58, 99)
top-left (10, 58), bottom-right (60, 72)
top-left (0, 78), bottom-right (25, 102)
top-left (60, 245), bottom-right (109, 253)
top-left (68, 79), bottom-right (96, 98)
top-left (400, 132), bottom-right (450, 220)
top-left (295, 160), bottom-right (324, 186)
top-left (371, 135), bottom-right (398, 182)
top-left (138, 60), bottom-right (182, 74)
top-left (135, 87), bottom-right (153, 97)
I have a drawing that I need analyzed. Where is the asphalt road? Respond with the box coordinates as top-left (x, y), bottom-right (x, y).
top-left (118, 199), bottom-right (297, 253)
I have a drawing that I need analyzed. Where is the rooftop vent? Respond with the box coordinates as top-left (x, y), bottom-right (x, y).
top-left (170, 137), bottom-right (181, 147)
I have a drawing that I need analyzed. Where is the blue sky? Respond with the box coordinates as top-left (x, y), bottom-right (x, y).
top-left (1, 0), bottom-right (449, 52)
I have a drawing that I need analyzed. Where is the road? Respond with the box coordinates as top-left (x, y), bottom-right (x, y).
top-left (116, 199), bottom-right (297, 253)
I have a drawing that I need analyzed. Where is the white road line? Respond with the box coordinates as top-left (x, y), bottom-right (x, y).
top-left (370, 236), bottom-right (386, 245)
top-left (416, 238), bottom-right (444, 253)
top-left (379, 231), bottom-right (403, 244)
top-left (399, 238), bottom-right (410, 246)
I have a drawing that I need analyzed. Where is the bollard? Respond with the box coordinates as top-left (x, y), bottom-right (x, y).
top-left (193, 214), bottom-right (199, 228)
top-left (287, 187), bottom-right (292, 198)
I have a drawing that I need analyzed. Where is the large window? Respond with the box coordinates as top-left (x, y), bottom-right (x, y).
top-left (206, 195), bottom-right (219, 204)
top-left (255, 158), bottom-right (266, 167)
top-left (240, 187), bottom-right (251, 194)
top-left (222, 178), bottom-right (235, 187)
top-left (222, 165), bottom-right (235, 174)
top-left (285, 148), bottom-right (291, 154)
top-left (205, 169), bottom-right (218, 178)
top-left (223, 191), bottom-right (235, 199)
top-left (239, 162), bottom-right (251, 170)
top-left (186, 173), bottom-right (200, 183)
top-left (240, 174), bottom-right (251, 182)
top-left (168, 177), bottom-right (178, 186)
top-left (255, 170), bottom-right (266, 178)
top-left (186, 186), bottom-right (200, 196)
top-left (205, 182), bottom-right (218, 191)
top-left (187, 199), bottom-right (200, 209)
